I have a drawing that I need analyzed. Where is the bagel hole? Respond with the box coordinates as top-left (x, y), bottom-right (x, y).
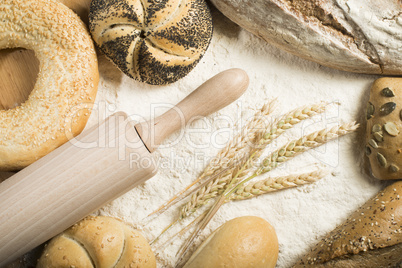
top-left (0, 48), bottom-right (39, 110)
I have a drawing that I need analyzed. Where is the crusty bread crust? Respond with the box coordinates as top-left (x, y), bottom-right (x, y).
top-left (210, 0), bottom-right (402, 75)
top-left (37, 216), bottom-right (156, 268)
top-left (89, 0), bottom-right (213, 85)
top-left (294, 181), bottom-right (402, 267)
top-left (0, 0), bottom-right (99, 171)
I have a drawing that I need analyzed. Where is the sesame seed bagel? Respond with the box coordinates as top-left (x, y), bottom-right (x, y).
top-left (89, 0), bottom-right (213, 85)
top-left (0, 0), bottom-right (99, 171)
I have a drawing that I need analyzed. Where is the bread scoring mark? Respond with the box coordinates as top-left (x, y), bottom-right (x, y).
top-left (62, 235), bottom-right (96, 268)
top-left (277, 0), bottom-right (384, 73)
top-left (101, 34), bottom-right (139, 78)
top-left (137, 39), bottom-right (199, 85)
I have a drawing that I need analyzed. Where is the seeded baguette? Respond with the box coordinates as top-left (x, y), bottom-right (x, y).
top-left (293, 181), bottom-right (402, 267)
top-left (366, 78), bottom-right (402, 180)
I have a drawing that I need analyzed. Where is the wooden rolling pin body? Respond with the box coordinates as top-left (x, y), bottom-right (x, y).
top-left (0, 69), bottom-right (249, 266)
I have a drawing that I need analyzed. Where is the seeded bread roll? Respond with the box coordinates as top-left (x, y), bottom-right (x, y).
top-left (37, 216), bottom-right (156, 268)
top-left (365, 78), bottom-right (402, 180)
top-left (293, 181), bottom-right (402, 267)
top-left (184, 216), bottom-right (279, 268)
top-left (89, 0), bottom-right (213, 85)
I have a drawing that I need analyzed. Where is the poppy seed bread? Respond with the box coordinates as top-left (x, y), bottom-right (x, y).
top-left (89, 0), bottom-right (213, 85)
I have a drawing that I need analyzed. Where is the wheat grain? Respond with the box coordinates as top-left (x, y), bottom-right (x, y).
top-left (256, 122), bottom-right (358, 176)
top-left (178, 102), bottom-right (328, 219)
top-left (174, 122), bottom-right (358, 265)
top-left (230, 170), bottom-right (328, 200)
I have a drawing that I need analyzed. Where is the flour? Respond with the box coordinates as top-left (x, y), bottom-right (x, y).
top-left (7, 6), bottom-right (387, 268)
top-left (87, 8), bottom-right (387, 268)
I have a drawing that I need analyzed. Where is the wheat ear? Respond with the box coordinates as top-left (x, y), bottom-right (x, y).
top-left (256, 122), bottom-right (358, 176)
top-left (178, 102), bottom-right (328, 219)
top-left (145, 101), bottom-right (275, 221)
top-left (230, 170), bottom-right (328, 200)
top-left (175, 122), bottom-right (358, 266)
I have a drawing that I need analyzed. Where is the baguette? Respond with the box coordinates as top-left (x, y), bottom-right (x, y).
top-left (293, 181), bottom-right (402, 267)
top-left (210, 0), bottom-right (402, 75)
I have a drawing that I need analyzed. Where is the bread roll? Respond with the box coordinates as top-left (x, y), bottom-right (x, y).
top-left (184, 216), bottom-right (278, 268)
top-left (37, 216), bottom-right (156, 268)
top-left (89, 0), bottom-right (213, 85)
top-left (365, 77), bottom-right (402, 180)
top-left (293, 181), bottom-right (402, 267)
top-left (210, 0), bottom-right (402, 75)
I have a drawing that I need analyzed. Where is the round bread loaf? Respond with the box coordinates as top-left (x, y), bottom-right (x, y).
top-left (0, 0), bottom-right (98, 171)
top-left (37, 216), bottom-right (156, 268)
top-left (89, 0), bottom-right (213, 85)
top-left (184, 216), bottom-right (279, 268)
top-left (365, 77), bottom-right (402, 180)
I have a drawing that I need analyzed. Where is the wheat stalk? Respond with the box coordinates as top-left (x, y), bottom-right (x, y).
top-left (255, 122), bottom-right (358, 176)
top-left (178, 102), bottom-right (328, 219)
top-left (230, 170), bottom-right (328, 200)
top-left (144, 101), bottom-right (276, 221)
top-left (175, 122), bottom-right (358, 265)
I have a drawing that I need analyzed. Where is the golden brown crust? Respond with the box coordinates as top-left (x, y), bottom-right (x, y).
top-left (37, 216), bottom-right (156, 268)
top-left (184, 216), bottom-right (279, 268)
top-left (89, 0), bottom-right (213, 85)
top-left (366, 77), bottom-right (402, 180)
top-left (0, 0), bottom-right (99, 171)
top-left (294, 181), bottom-right (402, 267)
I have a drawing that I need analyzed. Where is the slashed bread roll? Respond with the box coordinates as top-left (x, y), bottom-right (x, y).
top-left (89, 0), bottom-right (213, 85)
top-left (210, 0), bottom-right (402, 75)
top-left (184, 216), bottom-right (279, 268)
top-left (366, 77), bottom-right (402, 180)
top-left (293, 181), bottom-right (402, 267)
top-left (37, 216), bottom-right (156, 268)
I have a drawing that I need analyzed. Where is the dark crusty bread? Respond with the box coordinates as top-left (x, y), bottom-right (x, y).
top-left (366, 78), bottom-right (402, 180)
top-left (89, 0), bottom-right (213, 85)
top-left (293, 181), bottom-right (402, 267)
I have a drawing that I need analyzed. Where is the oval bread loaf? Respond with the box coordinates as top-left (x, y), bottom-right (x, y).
top-left (89, 0), bottom-right (213, 85)
top-left (365, 77), bottom-right (402, 180)
top-left (210, 0), bottom-right (402, 75)
top-left (293, 181), bottom-right (402, 267)
top-left (37, 216), bottom-right (156, 268)
top-left (184, 216), bottom-right (279, 268)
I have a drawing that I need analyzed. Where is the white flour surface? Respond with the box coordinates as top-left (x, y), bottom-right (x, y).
top-left (2, 6), bottom-right (391, 268)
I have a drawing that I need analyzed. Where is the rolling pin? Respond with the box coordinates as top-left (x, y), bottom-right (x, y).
top-left (0, 69), bottom-right (249, 266)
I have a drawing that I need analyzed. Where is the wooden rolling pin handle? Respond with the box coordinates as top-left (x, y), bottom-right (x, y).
top-left (135, 68), bottom-right (249, 152)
